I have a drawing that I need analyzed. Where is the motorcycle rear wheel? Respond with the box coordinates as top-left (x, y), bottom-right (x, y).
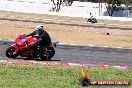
top-left (6, 46), bottom-right (19, 58)
top-left (40, 47), bottom-right (55, 61)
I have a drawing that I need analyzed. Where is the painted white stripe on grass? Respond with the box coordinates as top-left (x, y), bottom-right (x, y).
top-left (112, 66), bottom-right (128, 69)
top-left (68, 63), bottom-right (80, 66)
top-left (0, 60), bottom-right (5, 63)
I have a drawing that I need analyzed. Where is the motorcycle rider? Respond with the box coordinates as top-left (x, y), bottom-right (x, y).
top-left (27, 24), bottom-right (52, 50)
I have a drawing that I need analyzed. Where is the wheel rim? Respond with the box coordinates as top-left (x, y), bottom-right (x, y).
top-left (40, 47), bottom-right (55, 60)
top-left (41, 52), bottom-right (49, 60)
top-left (47, 47), bottom-right (55, 58)
top-left (7, 48), bottom-right (15, 56)
top-left (48, 49), bottom-right (54, 56)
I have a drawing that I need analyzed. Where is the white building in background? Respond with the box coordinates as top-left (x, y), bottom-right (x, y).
top-left (0, 0), bottom-right (132, 20)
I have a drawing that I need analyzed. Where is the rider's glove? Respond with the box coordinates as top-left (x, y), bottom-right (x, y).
top-left (28, 42), bottom-right (37, 48)
top-left (28, 44), bottom-right (33, 48)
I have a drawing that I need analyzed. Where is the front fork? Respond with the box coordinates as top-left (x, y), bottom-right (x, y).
top-left (11, 43), bottom-right (20, 53)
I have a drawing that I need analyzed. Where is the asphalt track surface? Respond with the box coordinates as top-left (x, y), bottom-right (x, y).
top-left (0, 18), bottom-right (132, 67)
top-left (0, 41), bottom-right (132, 67)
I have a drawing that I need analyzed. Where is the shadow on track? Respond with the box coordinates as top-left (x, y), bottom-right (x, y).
top-left (14, 57), bottom-right (61, 62)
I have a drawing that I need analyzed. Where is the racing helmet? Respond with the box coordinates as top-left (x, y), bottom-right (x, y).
top-left (36, 25), bottom-right (44, 35)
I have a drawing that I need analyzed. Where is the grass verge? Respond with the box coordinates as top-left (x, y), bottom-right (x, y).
top-left (0, 63), bottom-right (131, 88)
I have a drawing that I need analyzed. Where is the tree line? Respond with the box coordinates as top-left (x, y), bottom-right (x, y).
top-left (51, 0), bottom-right (132, 16)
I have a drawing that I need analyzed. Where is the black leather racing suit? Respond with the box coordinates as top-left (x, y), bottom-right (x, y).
top-left (27, 30), bottom-right (52, 48)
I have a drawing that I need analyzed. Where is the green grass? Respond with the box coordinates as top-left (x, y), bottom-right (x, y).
top-left (0, 63), bottom-right (131, 88)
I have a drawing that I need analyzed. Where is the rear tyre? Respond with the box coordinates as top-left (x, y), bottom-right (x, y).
top-left (95, 20), bottom-right (97, 23)
top-left (40, 47), bottom-right (55, 61)
top-left (93, 19), bottom-right (97, 23)
top-left (6, 47), bottom-right (19, 58)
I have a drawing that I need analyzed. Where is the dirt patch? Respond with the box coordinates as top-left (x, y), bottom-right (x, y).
top-left (1, 19), bottom-right (132, 36)
top-left (1, 19), bottom-right (132, 47)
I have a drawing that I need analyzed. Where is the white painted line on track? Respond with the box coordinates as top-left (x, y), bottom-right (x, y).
top-left (59, 43), bottom-right (132, 50)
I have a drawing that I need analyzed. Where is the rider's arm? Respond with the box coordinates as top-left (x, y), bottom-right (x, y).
top-left (32, 34), bottom-right (44, 45)
top-left (28, 33), bottom-right (43, 47)
top-left (29, 31), bottom-right (51, 47)
top-left (26, 31), bottom-right (36, 37)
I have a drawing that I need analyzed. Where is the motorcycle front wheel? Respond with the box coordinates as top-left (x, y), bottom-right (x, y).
top-left (6, 46), bottom-right (19, 58)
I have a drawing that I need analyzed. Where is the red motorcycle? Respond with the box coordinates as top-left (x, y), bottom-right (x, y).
top-left (6, 34), bottom-right (56, 60)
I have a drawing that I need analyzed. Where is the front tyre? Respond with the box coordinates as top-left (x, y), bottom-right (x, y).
top-left (87, 19), bottom-right (91, 22)
top-left (6, 47), bottom-right (19, 58)
top-left (40, 47), bottom-right (55, 61)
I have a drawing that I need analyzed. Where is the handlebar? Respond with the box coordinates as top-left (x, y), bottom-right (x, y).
top-left (20, 34), bottom-right (28, 39)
